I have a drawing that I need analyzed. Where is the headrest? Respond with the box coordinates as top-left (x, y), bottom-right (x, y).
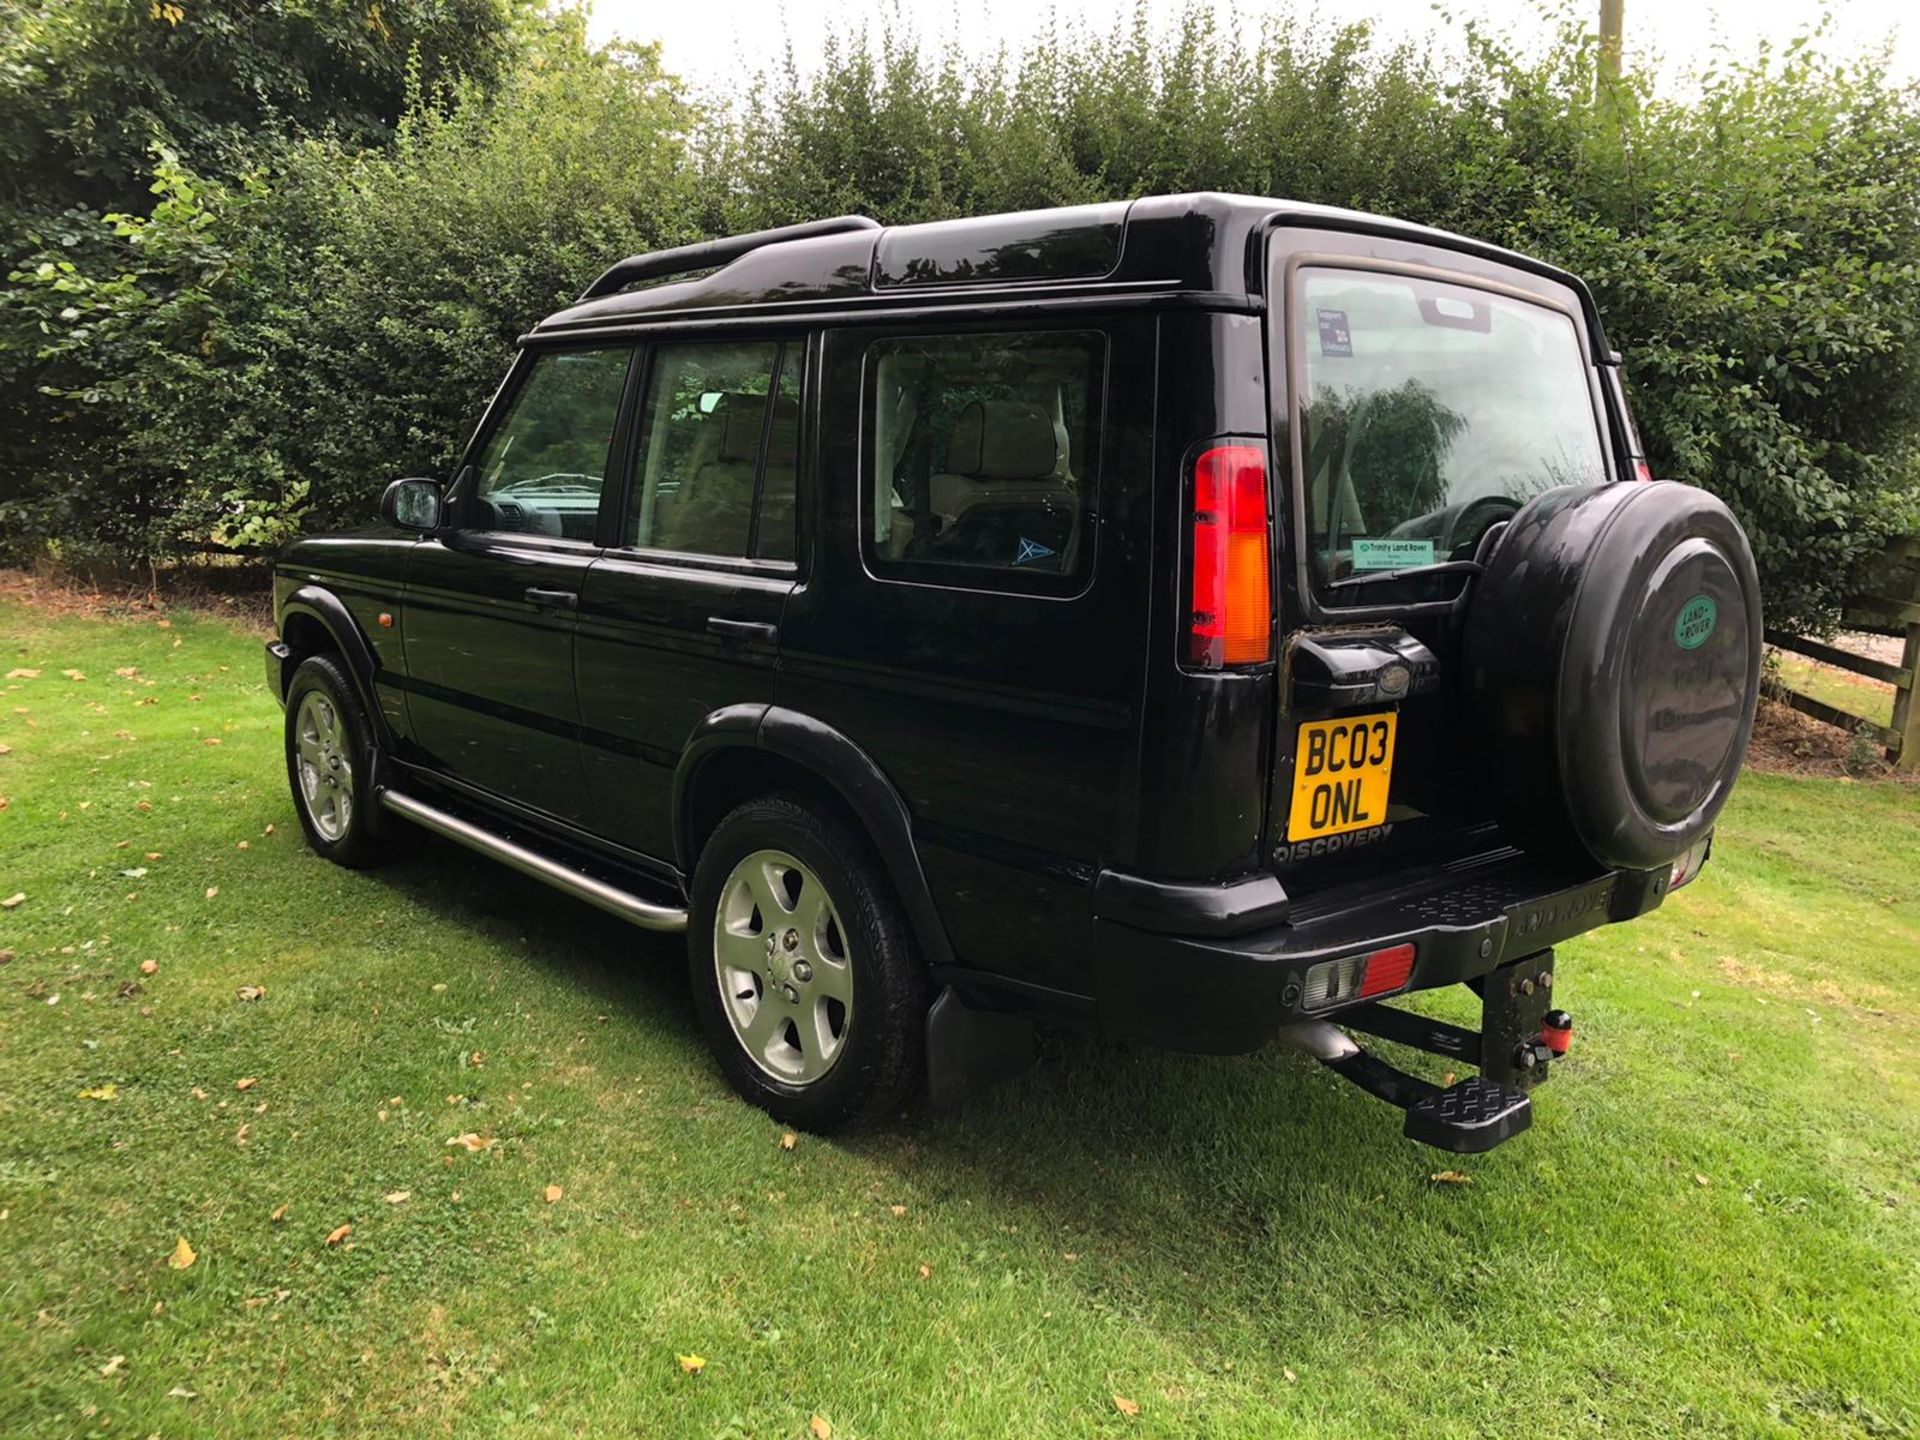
top-left (706, 394), bottom-right (767, 464)
top-left (944, 400), bottom-right (1058, 480)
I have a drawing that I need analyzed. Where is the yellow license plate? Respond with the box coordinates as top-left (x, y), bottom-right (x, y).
top-left (1287, 712), bottom-right (1398, 841)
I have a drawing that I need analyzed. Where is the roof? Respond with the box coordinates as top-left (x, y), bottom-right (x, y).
top-left (529, 192), bottom-right (1589, 337)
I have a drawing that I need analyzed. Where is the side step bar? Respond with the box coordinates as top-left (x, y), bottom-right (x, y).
top-left (379, 788), bottom-right (688, 934)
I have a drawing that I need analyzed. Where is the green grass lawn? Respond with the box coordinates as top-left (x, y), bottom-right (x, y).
top-left (3, 596), bottom-right (1918, 1440)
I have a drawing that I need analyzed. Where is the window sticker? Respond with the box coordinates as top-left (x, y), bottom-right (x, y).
top-left (1351, 537), bottom-right (1436, 571)
top-left (1014, 536), bottom-right (1058, 566)
top-left (1316, 308), bottom-right (1353, 358)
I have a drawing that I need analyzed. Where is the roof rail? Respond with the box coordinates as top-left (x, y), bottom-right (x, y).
top-left (577, 215), bottom-right (882, 301)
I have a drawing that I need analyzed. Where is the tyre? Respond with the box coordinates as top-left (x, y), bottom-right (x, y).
top-left (1463, 480), bottom-right (1762, 870)
top-left (283, 653), bottom-right (396, 869)
top-left (688, 793), bottom-right (931, 1131)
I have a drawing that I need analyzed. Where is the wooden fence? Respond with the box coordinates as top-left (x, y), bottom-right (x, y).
top-left (1761, 537), bottom-right (1920, 770)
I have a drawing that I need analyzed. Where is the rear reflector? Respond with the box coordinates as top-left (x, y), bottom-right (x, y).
top-left (1358, 943), bottom-right (1416, 998)
top-left (1189, 444), bottom-right (1272, 669)
top-left (1301, 942), bottom-right (1418, 1011)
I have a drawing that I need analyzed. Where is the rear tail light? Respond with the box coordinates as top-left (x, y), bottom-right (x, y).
top-left (1633, 460), bottom-right (1654, 482)
top-left (1669, 834), bottom-right (1712, 891)
top-left (1299, 942), bottom-right (1417, 1010)
top-left (1189, 444), bottom-right (1272, 669)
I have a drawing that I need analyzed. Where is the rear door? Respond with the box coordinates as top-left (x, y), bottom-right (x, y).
top-left (776, 320), bottom-right (1156, 997)
top-left (402, 345), bottom-right (636, 826)
top-left (1267, 233), bottom-right (1618, 885)
top-left (573, 336), bottom-right (805, 860)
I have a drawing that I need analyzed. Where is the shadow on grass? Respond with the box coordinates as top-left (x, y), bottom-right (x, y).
top-left (366, 827), bottom-right (1433, 1261)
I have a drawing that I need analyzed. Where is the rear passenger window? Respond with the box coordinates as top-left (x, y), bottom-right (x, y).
top-left (865, 331), bottom-right (1104, 591)
top-left (629, 339), bottom-right (802, 560)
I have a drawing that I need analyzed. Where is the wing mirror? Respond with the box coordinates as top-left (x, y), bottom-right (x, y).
top-left (381, 477), bottom-right (443, 532)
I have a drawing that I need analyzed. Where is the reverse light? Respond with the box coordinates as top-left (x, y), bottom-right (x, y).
top-left (1300, 942), bottom-right (1418, 1011)
top-left (1189, 444), bottom-right (1272, 669)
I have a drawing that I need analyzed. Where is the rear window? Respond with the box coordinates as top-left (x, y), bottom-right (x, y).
top-left (1293, 266), bottom-right (1606, 596)
top-left (863, 330), bottom-right (1104, 594)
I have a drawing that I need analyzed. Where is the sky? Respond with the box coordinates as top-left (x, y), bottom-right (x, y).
top-left (585, 0), bottom-right (1919, 96)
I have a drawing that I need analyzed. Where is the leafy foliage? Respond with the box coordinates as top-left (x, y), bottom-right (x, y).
top-left (4, 4), bottom-right (1920, 628)
top-left (0, 0), bottom-right (527, 226)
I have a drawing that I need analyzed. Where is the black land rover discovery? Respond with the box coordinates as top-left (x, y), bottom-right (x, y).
top-left (266, 194), bottom-right (1761, 1153)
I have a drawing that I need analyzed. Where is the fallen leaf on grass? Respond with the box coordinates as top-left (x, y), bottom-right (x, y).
top-left (204, 886), bottom-right (218, 899)
top-left (202, 737), bottom-right (223, 747)
top-left (0, 948), bottom-right (13, 965)
top-left (270, 1204), bottom-right (288, 1223)
top-left (1113, 1395), bottom-right (1141, 1417)
top-left (1429, 1170), bottom-right (1473, 1185)
top-left (1283, 1367), bottom-right (1298, 1383)
top-left (167, 1385), bottom-right (197, 1400)
top-left (385, 1191), bottom-right (411, 1205)
top-left (779, 1132), bottom-right (797, 1150)
top-left (235, 985), bottom-right (266, 1002)
top-left (235, 1077), bottom-right (257, 1092)
top-left (325, 1224), bottom-right (352, 1246)
top-left (5, 668), bottom-right (38, 679)
top-left (445, 1133), bottom-right (495, 1152)
top-left (544, 1185), bottom-right (563, 1204)
top-left (62, 669), bottom-right (85, 681)
top-left (236, 840), bottom-right (249, 850)
top-left (917, 1263), bottom-right (931, 1279)
top-left (116, 980), bottom-right (143, 999)
top-left (676, 1353), bottom-right (706, 1374)
top-left (234, 1124), bottom-right (250, 1144)
top-left (99, 1354), bottom-right (125, 1377)
top-left (168, 1237), bottom-right (196, 1270)
top-left (263, 823), bottom-right (275, 835)
top-left (140, 960), bottom-right (158, 976)
top-left (115, 667), bottom-right (139, 678)
top-left (1694, 1173), bottom-right (1711, 1188)
top-left (120, 867), bottom-right (148, 879)
top-left (190, 1087), bottom-right (207, 1101)
top-left (1, 893), bottom-right (24, 910)
top-left (889, 1204), bottom-right (907, 1217)
top-left (77, 1084), bottom-right (118, 1101)
top-left (809, 1416), bottom-right (832, 1439)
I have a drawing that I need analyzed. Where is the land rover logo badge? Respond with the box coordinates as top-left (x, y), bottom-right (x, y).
top-left (1675, 594), bottom-right (1717, 650)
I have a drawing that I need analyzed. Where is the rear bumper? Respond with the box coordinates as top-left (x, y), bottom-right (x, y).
top-left (1092, 849), bottom-right (1672, 1054)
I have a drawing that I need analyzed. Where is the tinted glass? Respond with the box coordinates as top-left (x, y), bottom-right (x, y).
top-left (755, 346), bottom-right (803, 561)
top-left (630, 341), bottom-right (783, 557)
top-left (1295, 267), bottom-right (1606, 591)
top-left (471, 348), bottom-right (631, 540)
top-left (867, 331), bottom-right (1103, 588)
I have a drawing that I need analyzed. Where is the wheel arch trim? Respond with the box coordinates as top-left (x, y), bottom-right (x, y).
top-left (277, 585), bottom-right (393, 748)
top-left (673, 706), bottom-right (957, 970)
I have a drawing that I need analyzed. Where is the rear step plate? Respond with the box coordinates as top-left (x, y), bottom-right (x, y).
top-left (1404, 1076), bottom-right (1532, 1153)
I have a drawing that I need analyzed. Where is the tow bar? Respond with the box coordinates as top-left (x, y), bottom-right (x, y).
top-left (1277, 948), bottom-right (1568, 1154)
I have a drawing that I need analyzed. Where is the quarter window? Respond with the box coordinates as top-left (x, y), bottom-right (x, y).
top-left (629, 340), bottom-right (802, 560)
top-left (469, 347), bottom-right (633, 541)
top-left (866, 331), bottom-right (1103, 590)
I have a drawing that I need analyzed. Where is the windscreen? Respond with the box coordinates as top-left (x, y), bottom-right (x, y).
top-left (1294, 266), bottom-right (1606, 593)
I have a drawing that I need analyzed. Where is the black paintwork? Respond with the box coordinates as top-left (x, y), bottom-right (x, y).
top-left (269, 192), bottom-right (1714, 1060)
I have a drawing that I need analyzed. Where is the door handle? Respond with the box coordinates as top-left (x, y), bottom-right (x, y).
top-left (707, 616), bottom-right (779, 644)
top-left (524, 587), bottom-right (579, 610)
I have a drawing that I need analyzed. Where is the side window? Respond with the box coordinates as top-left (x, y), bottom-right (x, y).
top-left (629, 339), bottom-right (803, 560)
top-left (865, 330), bottom-right (1104, 591)
top-left (469, 347), bottom-right (632, 541)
